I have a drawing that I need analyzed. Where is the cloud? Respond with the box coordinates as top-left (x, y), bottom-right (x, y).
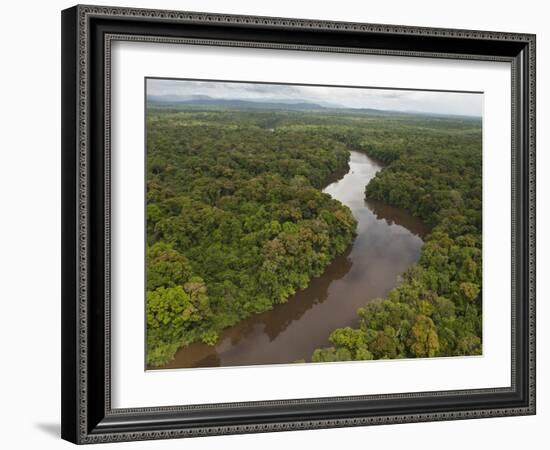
top-left (146, 78), bottom-right (482, 117)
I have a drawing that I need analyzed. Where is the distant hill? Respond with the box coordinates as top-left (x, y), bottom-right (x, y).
top-left (146, 94), bottom-right (481, 120)
top-left (147, 95), bottom-right (327, 111)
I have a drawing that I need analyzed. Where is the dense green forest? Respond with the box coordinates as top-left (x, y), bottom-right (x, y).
top-left (145, 104), bottom-right (482, 367)
top-left (311, 115), bottom-right (483, 361)
top-left (146, 108), bottom-right (358, 366)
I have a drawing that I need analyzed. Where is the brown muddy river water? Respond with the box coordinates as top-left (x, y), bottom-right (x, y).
top-left (158, 151), bottom-right (429, 370)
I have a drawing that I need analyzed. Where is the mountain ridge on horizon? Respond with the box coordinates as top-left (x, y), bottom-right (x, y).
top-left (146, 94), bottom-right (482, 119)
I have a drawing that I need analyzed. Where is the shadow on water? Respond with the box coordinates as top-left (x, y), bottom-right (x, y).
top-left (158, 151), bottom-right (429, 369)
top-left (162, 248), bottom-right (353, 369)
top-left (365, 199), bottom-right (430, 239)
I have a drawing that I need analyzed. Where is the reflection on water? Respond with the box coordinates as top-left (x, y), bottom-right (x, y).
top-left (366, 199), bottom-right (429, 239)
top-left (159, 151), bottom-right (429, 369)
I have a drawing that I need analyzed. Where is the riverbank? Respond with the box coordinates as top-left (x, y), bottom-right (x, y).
top-left (312, 136), bottom-right (483, 361)
top-left (157, 151), bottom-right (429, 369)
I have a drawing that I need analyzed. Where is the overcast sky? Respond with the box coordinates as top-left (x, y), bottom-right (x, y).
top-left (147, 78), bottom-right (483, 117)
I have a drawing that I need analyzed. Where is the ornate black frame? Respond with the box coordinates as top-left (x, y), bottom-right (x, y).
top-left (61, 4), bottom-right (536, 444)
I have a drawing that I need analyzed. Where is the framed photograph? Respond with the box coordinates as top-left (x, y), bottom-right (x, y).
top-left (61, 4), bottom-right (536, 444)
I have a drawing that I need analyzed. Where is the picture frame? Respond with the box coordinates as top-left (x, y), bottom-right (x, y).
top-left (61, 4), bottom-right (536, 444)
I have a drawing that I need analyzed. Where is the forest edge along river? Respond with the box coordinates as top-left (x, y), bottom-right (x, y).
top-left (157, 151), bottom-right (430, 369)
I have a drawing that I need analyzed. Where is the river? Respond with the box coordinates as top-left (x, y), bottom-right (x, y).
top-left (159, 150), bottom-right (429, 369)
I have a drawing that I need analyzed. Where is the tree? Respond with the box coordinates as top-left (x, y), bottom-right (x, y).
top-left (147, 242), bottom-right (192, 291)
top-left (408, 315), bottom-right (440, 357)
top-left (460, 282), bottom-right (480, 302)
